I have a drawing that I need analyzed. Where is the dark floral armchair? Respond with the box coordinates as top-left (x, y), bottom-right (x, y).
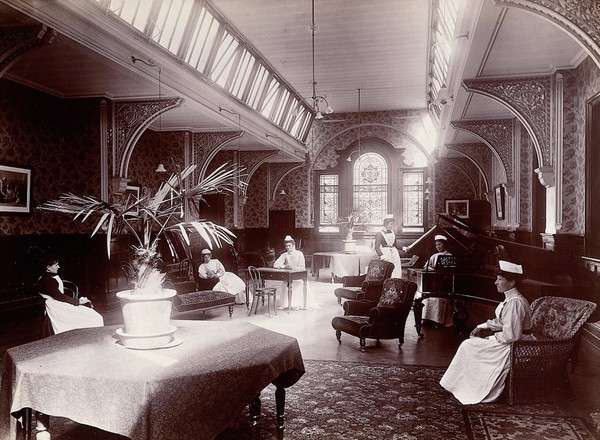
top-left (331, 278), bottom-right (418, 352)
top-left (333, 259), bottom-right (394, 305)
top-left (507, 296), bottom-right (596, 404)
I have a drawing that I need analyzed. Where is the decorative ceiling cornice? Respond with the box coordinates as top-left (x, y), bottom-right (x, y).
top-left (463, 76), bottom-right (552, 167)
top-left (114, 97), bottom-right (182, 178)
top-left (445, 142), bottom-right (493, 191)
top-left (0, 24), bottom-right (56, 77)
top-left (494, 0), bottom-right (600, 69)
top-left (451, 118), bottom-right (514, 182)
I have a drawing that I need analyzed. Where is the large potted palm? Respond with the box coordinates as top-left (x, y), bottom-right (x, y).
top-left (39, 162), bottom-right (244, 348)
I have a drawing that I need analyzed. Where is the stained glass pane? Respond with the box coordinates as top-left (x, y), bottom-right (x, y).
top-left (403, 172), bottom-right (424, 226)
top-left (353, 153), bottom-right (387, 225)
top-left (319, 175), bottom-right (339, 231)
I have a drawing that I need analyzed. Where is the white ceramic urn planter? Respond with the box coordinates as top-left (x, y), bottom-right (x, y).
top-left (115, 288), bottom-right (177, 349)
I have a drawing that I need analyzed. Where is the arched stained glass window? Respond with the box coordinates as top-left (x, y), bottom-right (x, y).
top-left (353, 153), bottom-right (388, 225)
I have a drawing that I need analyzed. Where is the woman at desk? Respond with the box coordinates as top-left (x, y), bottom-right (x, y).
top-left (273, 235), bottom-right (318, 309)
top-left (440, 260), bottom-right (533, 404)
top-left (421, 234), bottom-right (454, 327)
top-left (374, 215), bottom-right (402, 278)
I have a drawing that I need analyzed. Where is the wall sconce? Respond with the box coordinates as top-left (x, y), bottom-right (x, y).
top-left (155, 163), bottom-right (167, 173)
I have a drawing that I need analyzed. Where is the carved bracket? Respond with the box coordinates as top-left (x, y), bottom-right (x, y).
top-left (0, 24), bottom-right (56, 78)
top-left (534, 165), bottom-right (555, 187)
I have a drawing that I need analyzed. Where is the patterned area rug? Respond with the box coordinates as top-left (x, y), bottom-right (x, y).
top-left (19, 360), bottom-right (600, 440)
top-left (216, 360), bottom-right (598, 440)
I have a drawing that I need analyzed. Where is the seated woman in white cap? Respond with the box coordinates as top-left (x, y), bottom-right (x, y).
top-left (273, 235), bottom-right (319, 309)
top-left (197, 249), bottom-right (246, 304)
top-left (440, 260), bottom-right (534, 404)
top-left (421, 234), bottom-right (454, 327)
top-left (373, 215), bottom-right (402, 278)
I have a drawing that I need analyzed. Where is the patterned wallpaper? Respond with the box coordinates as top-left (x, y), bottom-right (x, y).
top-left (0, 79), bottom-right (101, 235)
top-left (244, 163), bottom-right (268, 228)
top-left (433, 160), bottom-right (477, 216)
top-left (568, 57), bottom-right (600, 234)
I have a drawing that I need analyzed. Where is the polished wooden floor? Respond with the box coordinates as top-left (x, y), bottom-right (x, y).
top-left (2, 270), bottom-right (600, 437)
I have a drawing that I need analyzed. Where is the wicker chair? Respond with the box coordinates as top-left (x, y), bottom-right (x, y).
top-left (332, 278), bottom-right (418, 352)
top-left (333, 259), bottom-right (395, 305)
top-left (506, 296), bottom-right (596, 404)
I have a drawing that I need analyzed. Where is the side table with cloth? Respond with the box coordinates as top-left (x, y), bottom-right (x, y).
top-left (311, 251), bottom-right (377, 282)
top-left (0, 320), bottom-right (304, 440)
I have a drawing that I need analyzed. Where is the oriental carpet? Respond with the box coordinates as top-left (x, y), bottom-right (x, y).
top-left (18, 360), bottom-right (599, 440)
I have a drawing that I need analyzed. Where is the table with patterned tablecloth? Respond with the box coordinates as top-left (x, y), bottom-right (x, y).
top-left (0, 320), bottom-right (304, 440)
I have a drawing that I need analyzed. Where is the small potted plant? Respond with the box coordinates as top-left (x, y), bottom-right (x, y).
top-left (39, 162), bottom-right (245, 348)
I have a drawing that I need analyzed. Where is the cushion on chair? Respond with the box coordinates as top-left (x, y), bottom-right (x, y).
top-left (530, 296), bottom-right (597, 341)
top-left (364, 259), bottom-right (391, 282)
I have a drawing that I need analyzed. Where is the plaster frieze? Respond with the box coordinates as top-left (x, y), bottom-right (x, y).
top-left (463, 76), bottom-right (552, 167)
top-left (0, 24), bottom-right (56, 77)
top-left (494, 0), bottom-right (600, 69)
top-left (114, 97), bottom-right (181, 178)
top-left (445, 142), bottom-right (493, 191)
top-left (450, 119), bottom-right (514, 182)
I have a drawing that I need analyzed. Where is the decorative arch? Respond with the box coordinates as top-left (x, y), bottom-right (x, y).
top-left (192, 131), bottom-right (243, 183)
top-left (450, 119), bottom-right (513, 183)
top-left (463, 76), bottom-right (552, 168)
top-left (239, 150), bottom-right (280, 190)
top-left (445, 142), bottom-right (495, 192)
top-left (269, 162), bottom-right (305, 201)
top-left (115, 97), bottom-right (182, 178)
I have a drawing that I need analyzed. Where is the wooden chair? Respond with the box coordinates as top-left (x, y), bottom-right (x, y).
top-left (506, 296), bottom-right (596, 404)
top-left (247, 266), bottom-right (277, 317)
top-left (332, 278), bottom-right (418, 352)
top-left (333, 259), bottom-right (395, 305)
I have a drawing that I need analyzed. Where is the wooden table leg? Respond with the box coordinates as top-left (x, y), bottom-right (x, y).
top-left (275, 386), bottom-right (286, 430)
top-left (249, 393), bottom-right (261, 427)
top-left (302, 278), bottom-right (307, 310)
top-left (413, 296), bottom-right (424, 337)
top-left (287, 282), bottom-right (292, 313)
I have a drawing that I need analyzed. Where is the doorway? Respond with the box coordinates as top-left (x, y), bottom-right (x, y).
top-left (269, 210), bottom-right (295, 253)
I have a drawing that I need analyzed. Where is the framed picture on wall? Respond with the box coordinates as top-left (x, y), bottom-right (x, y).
top-left (445, 199), bottom-right (469, 218)
top-left (0, 164), bottom-right (32, 215)
top-left (494, 184), bottom-right (506, 220)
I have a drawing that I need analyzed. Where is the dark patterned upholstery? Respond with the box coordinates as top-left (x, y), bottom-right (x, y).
top-left (507, 296), bottom-right (596, 404)
top-left (331, 278), bottom-right (418, 352)
top-left (333, 260), bottom-right (395, 305)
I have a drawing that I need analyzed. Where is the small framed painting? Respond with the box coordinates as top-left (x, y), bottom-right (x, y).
top-left (0, 164), bottom-right (32, 215)
top-left (494, 184), bottom-right (506, 220)
top-left (446, 199), bottom-right (469, 219)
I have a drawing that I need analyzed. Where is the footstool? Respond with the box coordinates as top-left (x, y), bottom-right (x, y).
top-left (172, 290), bottom-right (235, 318)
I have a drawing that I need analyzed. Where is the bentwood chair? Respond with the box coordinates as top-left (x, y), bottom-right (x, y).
top-left (332, 278), bottom-right (418, 352)
top-left (506, 296), bottom-right (596, 404)
top-left (247, 266), bottom-right (277, 317)
top-left (333, 259), bottom-right (395, 305)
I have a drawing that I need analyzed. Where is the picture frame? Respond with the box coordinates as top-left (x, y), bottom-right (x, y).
top-left (494, 184), bottom-right (506, 220)
top-left (445, 199), bottom-right (469, 219)
top-left (0, 164), bottom-right (32, 215)
top-left (124, 184), bottom-right (141, 216)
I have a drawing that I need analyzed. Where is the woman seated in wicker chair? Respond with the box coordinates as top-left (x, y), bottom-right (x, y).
top-left (439, 260), bottom-right (534, 404)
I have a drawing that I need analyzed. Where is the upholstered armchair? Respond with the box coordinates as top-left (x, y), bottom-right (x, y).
top-left (331, 278), bottom-right (418, 352)
top-left (506, 296), bottom-right (596, 404)
top-left (333, 259), bottom-right (394, 305)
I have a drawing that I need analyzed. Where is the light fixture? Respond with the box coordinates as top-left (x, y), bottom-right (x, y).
top-left (280, 189), bottom-right (286, 196)
top-left (155, 163), bottom-right (167, 173)
top-left (347, 88), bottom-right (362, 162)
top-left (310, 0), bottom-right (333, 120)
top-left (425, 177), bottom-right (433, 185)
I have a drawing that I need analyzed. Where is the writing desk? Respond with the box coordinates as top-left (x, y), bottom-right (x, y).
top-left (0, 320), bottom-right (304, 440)
top-left (257, 267), bottom-right (308, 310)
